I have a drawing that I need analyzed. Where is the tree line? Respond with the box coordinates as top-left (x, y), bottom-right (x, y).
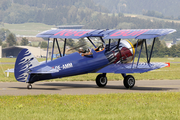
top-left (142, 10), bottom-right (180, 20)
top-left (134, 38), bottom-right (180, 58)
top-left (0, 0), bottom-right (108, 24)
top-left (94, 0), bottom-right (180, 18)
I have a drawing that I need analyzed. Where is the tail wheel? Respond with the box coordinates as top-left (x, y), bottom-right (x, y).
top-left (123, 75), bottom-right (135, 89)
top-left (27, 84), bottom-right (32, 89)
top-left (96, 74), bottom-right (107, 87)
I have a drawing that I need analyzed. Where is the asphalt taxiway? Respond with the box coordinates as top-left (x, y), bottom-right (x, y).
top-left (0, 80), bottom-right (180, 96)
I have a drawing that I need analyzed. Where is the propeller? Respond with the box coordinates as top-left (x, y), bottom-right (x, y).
top-left (133, 39), bottom-right (144, 48)
top-left (66, 44), bottom-right (87, 52)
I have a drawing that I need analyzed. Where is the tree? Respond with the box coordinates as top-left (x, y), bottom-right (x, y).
top-left (20, 37), bottom-right (29, 46)
top-left (40, 41), bottom-right (48, 48)
top-left (0, 28), bottom-right (11, 41)
top-left (2, 43), bottom-right (7, 48)
top-left (6, 33), bottom-right (16, 46)
top-left (169, 45), bottom-right (177, 57)
top-left (0, 0), bottom-right (11, 11)
top-left (38, 42), bottom-right (41, 47)
top-left (118, 12), bottom-right (124, 17)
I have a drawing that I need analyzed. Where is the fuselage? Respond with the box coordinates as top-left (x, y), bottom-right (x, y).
top-left (28, 40), bottom-right (135, 83)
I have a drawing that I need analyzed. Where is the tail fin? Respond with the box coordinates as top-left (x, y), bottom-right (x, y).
top-left (14, 49), bottom-right (39, 82)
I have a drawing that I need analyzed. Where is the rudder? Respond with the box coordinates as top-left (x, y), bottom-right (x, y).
top-left (14, 49), bottom-right (39, 82)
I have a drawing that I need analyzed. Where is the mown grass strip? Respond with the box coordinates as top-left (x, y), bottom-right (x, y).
top-left (0, 92), bottom-right (180, 120)
top-left (4, 23), bottom-right (54, 36)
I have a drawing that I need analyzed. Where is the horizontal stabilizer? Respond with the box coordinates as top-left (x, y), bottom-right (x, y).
top-left (30, 65), bottom-right (59, 74)
top-left (5, 60), bottom-right (51, 73)
top-left (5, 68), bottom-right (14, 73)
top-left (96, 62), bottom-right (168, 73)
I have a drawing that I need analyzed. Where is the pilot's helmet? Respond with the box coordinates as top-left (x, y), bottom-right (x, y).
top-left (79, 47), bottom-right (83, 52)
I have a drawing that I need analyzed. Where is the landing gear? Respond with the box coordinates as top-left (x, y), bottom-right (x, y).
top-left (96, 73), bottom-right (107, 87)
top-left (27, 84), bottom-right (32, 89)
top-left (123, 75), bottom-right (135, 89)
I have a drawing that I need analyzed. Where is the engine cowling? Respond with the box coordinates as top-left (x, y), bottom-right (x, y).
top-left (118, 40), bottom-right (135, 63)
top-left (105, 40), bottom-right (135, 64)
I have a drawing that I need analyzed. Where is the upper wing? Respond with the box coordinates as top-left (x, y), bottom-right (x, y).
top-left (37, 29), bottom-right (176, 39)
top-left (36, 29), bottom-right (95, 39)
top-left (96, 62), bottom-right (169, 74)
top-left (103, 29), bottom-right (176, 39)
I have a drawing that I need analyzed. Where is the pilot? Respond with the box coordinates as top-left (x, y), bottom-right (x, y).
top-left (79, 47), bottom-right (92, 56)
top-left (95, 44), bottom-right (105, 52)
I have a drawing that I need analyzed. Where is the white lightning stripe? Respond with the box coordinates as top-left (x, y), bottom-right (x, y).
top-left (16, 49), bottom-right (40, 82)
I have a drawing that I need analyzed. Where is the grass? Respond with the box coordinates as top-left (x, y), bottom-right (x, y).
top-left (0, 58), bottom-right (180, 120)
top-left (0, 92), bottom-right (180, 120)
top-left (2, 23), bottom-right (54, 36)
top-left (0, 58), bottom-right (16, 63)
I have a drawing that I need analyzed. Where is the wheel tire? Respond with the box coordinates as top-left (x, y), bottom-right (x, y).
top-left (27, 84), bottom-right (32, 89)
top-left (123, 75), bottom-right (135, 89)
top-left (96, 74), bottom-right (107, 87)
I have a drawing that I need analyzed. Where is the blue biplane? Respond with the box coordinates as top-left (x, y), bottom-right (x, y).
top-left (10, 29), bottom-right (176, 89)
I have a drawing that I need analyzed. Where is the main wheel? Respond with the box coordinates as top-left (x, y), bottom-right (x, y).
top-left (27, 84), bottom-right (32, 89)
top-left (96, 74), bottom-right (107, 87)
top-left (123, 75), bottom-right (135, 89)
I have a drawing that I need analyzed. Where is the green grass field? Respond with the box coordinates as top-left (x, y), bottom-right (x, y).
top-left (0, 58), bottom-right (180, 120)
top-left (3, 23), bottom-right (54, 36)
top-left (0, 92), bottom-right (180, 120)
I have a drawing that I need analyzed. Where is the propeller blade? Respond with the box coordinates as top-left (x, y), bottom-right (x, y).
top-left (133, 39), bottom-right (144, 48)
top-left (66, 44), bottom-right (86, 52)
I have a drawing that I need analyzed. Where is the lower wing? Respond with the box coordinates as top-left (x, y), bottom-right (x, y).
top-left (96, 62), bottom-right (169, 73)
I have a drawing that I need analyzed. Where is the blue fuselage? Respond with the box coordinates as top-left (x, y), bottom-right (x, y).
top-left (48, 50), bottom-right (109, 77)
top-left (29, 49), bottom-right (109, 83)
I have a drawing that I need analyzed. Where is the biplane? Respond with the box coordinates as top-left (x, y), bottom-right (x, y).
top-left (9, 29), bottom-right (176, 89)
